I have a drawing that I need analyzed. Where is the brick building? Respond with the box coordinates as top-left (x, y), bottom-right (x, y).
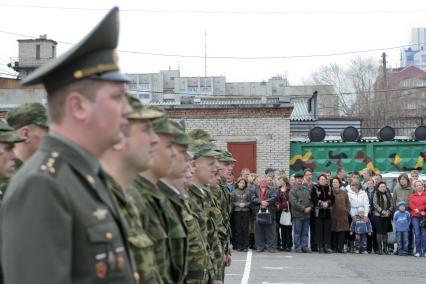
top-left (162, 102), bottom-right (293, 176)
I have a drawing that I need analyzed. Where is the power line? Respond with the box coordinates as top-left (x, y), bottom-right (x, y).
top-left (0, 30), bottom-right (418, 60)
top-left (1, 3), bottom-right (426, 15)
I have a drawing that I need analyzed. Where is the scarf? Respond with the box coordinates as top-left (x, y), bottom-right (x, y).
top-left (376, 190), bottom-right (391, 210)
top-left (260, 186), bottom-right (268, 202)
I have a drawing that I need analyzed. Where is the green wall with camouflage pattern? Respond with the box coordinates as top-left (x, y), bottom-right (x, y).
top-left (290, 141), bottom-right (426, 176)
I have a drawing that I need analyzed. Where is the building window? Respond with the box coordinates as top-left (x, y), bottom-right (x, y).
top-left (36, 45), bottom-right (41, 60)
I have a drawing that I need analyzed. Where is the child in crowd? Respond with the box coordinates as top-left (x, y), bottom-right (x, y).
top-left (393, 201), bottom-right (411, 256)
top-left (350, 207), bottom-right (372, 254)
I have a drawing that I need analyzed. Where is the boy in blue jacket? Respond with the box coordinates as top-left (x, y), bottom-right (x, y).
top-left (350, 207), bottom-right (372, 254)
top-left (393, 201), bottom-right (411, 256)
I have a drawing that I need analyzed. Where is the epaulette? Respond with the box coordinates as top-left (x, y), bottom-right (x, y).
top-left (38, 151), bottom-right (61, 177)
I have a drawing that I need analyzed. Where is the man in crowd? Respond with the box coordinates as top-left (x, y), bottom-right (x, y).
top-left (100, 94), bottom-right (163, 283)
top-left (1, 7), bottom-right (138, 283)
top-left (303, 168), bottom-right (317, 251)
top-left (130, 111), bottom-right (187, 284)
top-left (290, 172), bottom-right (313, 253)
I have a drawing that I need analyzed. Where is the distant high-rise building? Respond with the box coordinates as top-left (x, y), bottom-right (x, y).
top-left (401, 28), bottom-right (426, 71)
top-left (8, 35), bottom-right (57, 79)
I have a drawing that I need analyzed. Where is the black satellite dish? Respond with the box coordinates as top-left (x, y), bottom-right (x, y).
top-left (377, 126), bottom-right (395, 141)
top-left (308, 127), bottom-right (326, 142)
top-left (341, 126), bottom-right (359, 142)
top-left (412, 126), bottom-right (426, 141)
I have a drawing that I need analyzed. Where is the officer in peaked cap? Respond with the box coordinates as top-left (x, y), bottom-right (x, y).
top-left (1, 7), bottom-right (139, 284)
top-left (6, 102), bottom-right (49, 166)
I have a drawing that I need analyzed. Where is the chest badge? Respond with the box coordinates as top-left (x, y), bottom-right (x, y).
top-left (93, 208), bottom-right (108, 220)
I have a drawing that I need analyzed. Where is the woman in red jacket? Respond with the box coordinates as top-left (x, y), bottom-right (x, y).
top-left (409, 180), bottom-right (426, 257)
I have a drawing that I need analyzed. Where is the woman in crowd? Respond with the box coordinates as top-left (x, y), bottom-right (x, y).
top-left (330, 177), bottom-right (350, 253)
top-left (373, 182), bottom-right (394, 255)
top-left (252, 176), bottom-right (277, 252)
top-left (231, 177), bottom-right (252, 252)
top-left (347, 180), bottom-right (370, 252)
top-left (247, 173), bottom-right (258, 249)
top-left (409, 179), bottom-right (426, 257)
top-left (275, 176), bottom-right (293, 251)
top-left (311, 174), bottom-right (335, 253)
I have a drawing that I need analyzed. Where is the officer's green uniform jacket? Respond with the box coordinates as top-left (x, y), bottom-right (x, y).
top-left (1, 134), bottom-right (136, 284)
top-left (106, 175), bottom-right (163, 284)
top-left (130, 175), bottom-right (184, 284)
top-left (187, 184), bottom-right (223, 282)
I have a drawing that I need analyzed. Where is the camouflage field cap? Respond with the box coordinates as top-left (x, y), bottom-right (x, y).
top-left (126, 94), bottom-right (164, 120)
top-left (217, 150), bottom-right (237, 162)
top-left (6, 103), bottom-right (49, 129)
top-left (188, 140), bottom-right (221, 159)
top-left (188, 129), bottom-right (215, 142)
top-left (0, 131), bottom-right (26, 144)
top-left (20, 7), bottom-right (129, 92)
top-left (169, 120), bottom-right (191, 146)
top-left (0, 119), bottom-right (14, 131)
top-left (152, 114), bottom-right (181, 136)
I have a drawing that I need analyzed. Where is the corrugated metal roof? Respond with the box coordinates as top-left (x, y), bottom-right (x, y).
top-left (290, 99), bottom-right (315, 121)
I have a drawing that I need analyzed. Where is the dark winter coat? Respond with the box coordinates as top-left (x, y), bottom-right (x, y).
top-left (275, 187), bottom-right (291, 213)
top-left (331, 189), bottom-right (350, 232)
top-left (251, 186), bottom-right (277, 221)
top-left (311, 184), bottom-right (335, 219)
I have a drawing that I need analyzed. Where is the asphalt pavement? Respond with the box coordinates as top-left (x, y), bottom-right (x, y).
top-left (225, 250), bottom-right (425, 284)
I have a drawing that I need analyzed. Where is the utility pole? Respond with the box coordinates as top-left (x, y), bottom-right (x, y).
top-left (382, 52), bottom-right (388, 125)
top-left (204, 30), bottom-right (207, 78)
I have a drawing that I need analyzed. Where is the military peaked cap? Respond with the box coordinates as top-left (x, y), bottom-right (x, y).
top-left (21, 7), bottom-right (129, 92)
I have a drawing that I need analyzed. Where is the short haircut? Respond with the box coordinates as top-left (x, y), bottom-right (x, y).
top-left (47, 79), bottom-right (103, 123)
top-left (304, 168), bottom-right (313, 174)
top-left (352, 171), bottom-right (360, 177)
top-left (337, 168), bottom-right (345, 174)
top-left (317, 173), bottom-right (328, 181)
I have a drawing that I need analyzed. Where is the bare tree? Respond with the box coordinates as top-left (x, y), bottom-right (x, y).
top-left (307, 57), bottom-right (379, 116)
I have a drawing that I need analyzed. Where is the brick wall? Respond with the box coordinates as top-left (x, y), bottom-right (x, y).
top-left (166, 106), bottom-right (291, 175)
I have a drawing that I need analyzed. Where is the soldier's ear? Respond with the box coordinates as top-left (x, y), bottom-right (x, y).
top-left (66, 92), bottom-right (90, 121)
top-left (16, 127), bottom-right (30, 142)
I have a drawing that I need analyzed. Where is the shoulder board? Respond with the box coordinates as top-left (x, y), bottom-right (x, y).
top-left (38, 151), bottom-right (62, 177)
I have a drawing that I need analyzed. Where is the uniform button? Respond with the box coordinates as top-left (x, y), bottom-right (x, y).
top-left (133, 272), bottom-right (140, 281)
top-left (105, 232), bottom-right (113, 240)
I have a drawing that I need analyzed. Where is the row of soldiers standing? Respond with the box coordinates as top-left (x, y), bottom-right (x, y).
top-left (0, 96), bottom-right (236, 284)
top-left (0, 7), bottom-right (236, 284)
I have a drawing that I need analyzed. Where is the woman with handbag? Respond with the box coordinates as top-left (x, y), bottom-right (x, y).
top-left (311, 174), bottom-right (335, 253)
top-left (409, 179), bottom-right (426, 257)
top-left (251, 176), bottom-right (277, 253)
top-left (275, 176), bottom-right (293, 251)
top-left (231, 177), bottom-right (252, 252)
top-left (373, 181), bottom-right (394, 255)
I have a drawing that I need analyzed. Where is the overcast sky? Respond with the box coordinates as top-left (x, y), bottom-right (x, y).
top-left (1, 0), bottom-right (426, 84)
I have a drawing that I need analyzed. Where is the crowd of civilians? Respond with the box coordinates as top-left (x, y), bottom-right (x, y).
top-left (228, 167), bottom-right (426, 257)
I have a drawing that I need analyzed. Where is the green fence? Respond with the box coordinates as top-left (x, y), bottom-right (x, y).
top-left (290, 141), bottom-right (426, 177)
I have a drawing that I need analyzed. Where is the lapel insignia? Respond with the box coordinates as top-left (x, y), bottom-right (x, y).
top-left (93, 208), bottom-right (108, 220)
top-left (86, 175), bottom-right (95, 185)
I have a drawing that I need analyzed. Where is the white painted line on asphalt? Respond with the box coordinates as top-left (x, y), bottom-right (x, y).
top-left (263, 266), bottom-right (284, 270)
top-left (226, 274), bottom-right (243, 276)
top-left (240, 248), bottom-right (252, 284)
top-left (262, 282), bottom-right (304, 284)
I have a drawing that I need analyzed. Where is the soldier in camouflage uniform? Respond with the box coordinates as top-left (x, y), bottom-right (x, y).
top-left (211, 151), bottom-right (236, 281)
top-left (100, 94), bottom-right (164, 283)
top-left (129, 110), bottom-right (187, 284)
top-left (159, 121), bottom-right (212, 284)
top-left (6, 103), bottom-right (49, 167)
top-left (0, 121), bottom-right (25, 199)
top-left (187, 139), bottom-right (224, 284)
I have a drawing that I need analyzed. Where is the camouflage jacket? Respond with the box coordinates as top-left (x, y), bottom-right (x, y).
top-left (106, 175), bottom-right (163, 284)
top-left (131, 175), bottom-right (186, 284)
top-left (187, 185), bottom-right (224, 281)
